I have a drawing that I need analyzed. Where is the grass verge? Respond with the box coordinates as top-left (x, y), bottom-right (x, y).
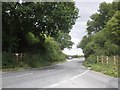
top-left (83, 61), bottom-right (118, 78)
top-left (2, 59), bottom-right (67, 72)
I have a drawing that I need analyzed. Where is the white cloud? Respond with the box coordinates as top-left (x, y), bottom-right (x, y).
top-left (62, 48), bottom-right (84, 55)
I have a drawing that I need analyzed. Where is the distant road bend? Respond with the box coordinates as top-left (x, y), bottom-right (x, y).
top-left (2, 58), bottom-right (118, 88)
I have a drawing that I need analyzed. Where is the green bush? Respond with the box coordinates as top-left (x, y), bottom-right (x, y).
top-left (2, 37), bottom-right (66, 69)
top-left (20, 37), bottom-right (66, 68)
top-left (83, 55), bottom-right (97, 67)
top-left (2, 52), bottom-right (18, 69)
top-left (86, 55), bottom-right (97, 64)
top-left (43, 37), bottom-right (66, 62)
top-left (0, 52), bottom-right (2, 69)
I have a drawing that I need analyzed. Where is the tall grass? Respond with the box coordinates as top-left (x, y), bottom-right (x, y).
top-left (83, 55), bottom-right (119, 78)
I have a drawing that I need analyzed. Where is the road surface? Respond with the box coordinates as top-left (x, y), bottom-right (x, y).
top-left (2, 58), bottom-right (118, 88)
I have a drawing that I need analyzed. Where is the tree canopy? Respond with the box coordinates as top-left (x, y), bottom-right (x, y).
top-left (86, 2), bottom-right (120, 35)
top-left (78, 1), bottom-right (120, 58)
top-left (2, 2), bottom-right (79, 52)
top-left (2, 2), bottom-right (79, 69)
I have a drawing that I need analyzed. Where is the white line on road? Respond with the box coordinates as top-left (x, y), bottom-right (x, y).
top-left (48, 83), bottom-right (60, 87)
top-left (46, 70), bottom-right (89, 88)
top-left (3, 73), bottom-right (33, 79)
top-left (70, 70), bottom-right (89, 80)
top-left (59, 80), bottom-right (68, 84)
top-left (15, 73), bottom-right (33, 77)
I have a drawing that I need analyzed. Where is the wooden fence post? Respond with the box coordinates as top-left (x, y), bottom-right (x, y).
top-left (101, 55), bottom-right (103, 64)
top-left (15, 53), bottom-right (18, 63)
top-left (113, 56), bottom-right (116, 69)
top-left (21, 53), bottom-right (23, 59)
top-left (106, 56), bottom-right (108, 65)
top-left (97, 56), bottom-right (99, 63)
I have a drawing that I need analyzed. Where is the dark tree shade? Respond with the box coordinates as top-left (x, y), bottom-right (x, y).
top-left (2, 2), bottom-right (79, 52)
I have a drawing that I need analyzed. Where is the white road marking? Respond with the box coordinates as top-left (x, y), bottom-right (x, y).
top-left (47, 70), bottom-right (89, 88)
top-left (48, 83), bottom-right (60, 87)
top-left (3, 73), bottom-right (33, 79)
top-left (59, 80), bottom-right (68, 84)
top-left (47, 70), bottom-right (54, 72)
top-left (70, 70), bottom-right (89, 80)
top-left (15, 73), bottom-right (33, 77)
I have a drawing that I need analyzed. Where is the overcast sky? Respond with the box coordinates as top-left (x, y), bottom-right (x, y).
top-left (62, 0), bottom-right (113, 55)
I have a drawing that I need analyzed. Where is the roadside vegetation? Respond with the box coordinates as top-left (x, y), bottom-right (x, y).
top-left (66, 55), bottom-right (84, 59)
top-left (2, 2), bottom-right (79, 70)
top-left (77, 1), bottom-right (120, 77)
top-left (83, 55), bottom-right (119, 77)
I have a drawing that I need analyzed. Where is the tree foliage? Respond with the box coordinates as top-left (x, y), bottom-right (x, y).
top-left (2, 2), bottom-right (79, 68)
top-left (86, 2), bottom-right (120, 35)
top-left (55, 32), bottom-right (74, 50)
top-left (2, 2), bottom-right (79, 52)
top-left (78, 1), bottom-right (120, 60)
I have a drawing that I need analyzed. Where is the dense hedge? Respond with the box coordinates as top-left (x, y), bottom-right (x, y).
top-left (2, 37), bottom-right (66, 69)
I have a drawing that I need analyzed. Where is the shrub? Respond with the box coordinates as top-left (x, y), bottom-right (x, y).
top-left (22, 37), bottom-right (66, 68)
top-left (86, 55), bottom-right (97, 64)
top-left (2, 52), bottom-right (18, 69)
top-left (2, 37), bottom-right (66, 69)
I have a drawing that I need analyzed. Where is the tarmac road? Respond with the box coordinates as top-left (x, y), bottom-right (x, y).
top-left (2, 58), bottom-right (118, 88)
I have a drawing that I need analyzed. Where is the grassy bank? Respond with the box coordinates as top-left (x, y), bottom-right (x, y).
top-left (83, 60), bottom-right (119, 78)
top-left (2, 59), bottom-right (66, 72)
top-left (2, 37), bottom-right (66, 71)
top-left (2, 52), bottom-right (66, 72)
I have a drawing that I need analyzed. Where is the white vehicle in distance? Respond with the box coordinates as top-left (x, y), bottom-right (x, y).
top-left (67, 56), bottom-right (72, 59)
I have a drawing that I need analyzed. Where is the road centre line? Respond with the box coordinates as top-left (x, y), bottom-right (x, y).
top-left (48, 83), bottom-right (60, 88)
top-left (59, 80), bottom-right (68, 84)
top-left (70, 70), bottom-right (89, 80)
top-left (47, 70), bottom-right (89, 88)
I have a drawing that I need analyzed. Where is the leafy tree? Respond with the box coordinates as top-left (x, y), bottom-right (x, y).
top-left (55, 32), bottom-right (74, 50)
top-left (77, 35), bottom-right (92, 49)
top-left (2, 2), bottom-right (79, 52)
top-left (77, 1), bottom-right (120, 76)
top-left (83, 41), bottom-right (95, 58)
top-left (86, 2), bottom-right (120, 35)
top-left (92, 30), bottom-right (107, 48)
top-left (104, 11), bottom-right (120, 46)
top-left (44, 36), bottom-right (66, 62)
top-left (78, 1), bottom-right (120, 60)
top-left (104, 40), bottom-right (119, 56)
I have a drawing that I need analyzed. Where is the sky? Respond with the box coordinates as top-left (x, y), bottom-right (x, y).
top-left (62, 0), bottom-right (113, 55)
